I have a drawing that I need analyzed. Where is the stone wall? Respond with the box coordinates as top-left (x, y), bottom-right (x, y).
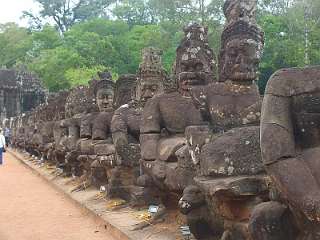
top-left (0, 69), bottom-right (46, 123)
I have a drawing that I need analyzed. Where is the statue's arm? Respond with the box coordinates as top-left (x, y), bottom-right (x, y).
top-left (261, 94), bottom-right (320, 221)
top-left (111, 107), bottom-right (129, 149)
top-left (140, 98), bottom-right (161, 161)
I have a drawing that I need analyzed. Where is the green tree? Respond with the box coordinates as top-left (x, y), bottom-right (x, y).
top-left (112, 0), bottom-right (154, 26)
top-left (29, 47), bottom-right (85, 91)
top-left (258, 14), bottom-right (305, 92)
top-left (23, 0), bottom-right (116, 33)
top-left (0, 23), bottom-right (33, 68)
top-left (65, 65), bottom-right (115, 87)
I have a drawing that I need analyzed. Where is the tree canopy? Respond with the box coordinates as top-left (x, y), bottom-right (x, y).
top-left (0, 0), bottom-right (320, 92)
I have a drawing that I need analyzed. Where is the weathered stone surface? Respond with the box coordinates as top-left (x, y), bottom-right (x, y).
top-left (135, 47), bottom-right (166, 104)
top-left (174, 23), bottom-right (217, 88)
top-left (264, 66), bottom-right (320, 97)
top-left (114, 74), bottom-right (137, 109)
top-left (108, 48), bottom-right (165, 202)
top-left (65, 85), bottom-right (97, 118)
top-left (219, 0), bottom-right (264, 83)
top-left (0, 69), bottom-right (46, 121)
top-left (112, 47), bottom-right (165, 164)
top-left (94, 143), bottom-right (115, 156)
top-left (185, 125), bottom-right (211, 166)
top-left (70, 73), bottom-right (116, 185)
top-left (260, 63), bottom-right (320, 237)
top-left (92, 112), bottom-right (114, 140)
top-left (157, 137), bottom-right (186, 162)
top-left (200, 126), bottom-right (263, 177)
top-left (139, 23), bottom-right (215, 201)
top-left (249, 201), bottom-right (298, 240)
top-left (223, 0), bottom-right (257, 24)
top-left (195, 175), bottom-right (269, 199)
top-left (179, 185), bottom-right (224, 239)
top-left (205, 82), bottom-right (261, 130)
top-left (80, 113), bottom-right (96, 138)
top-left (185, 175), bottom-right (269, 239)
top-left (176, 1), bottom-right (266, 238)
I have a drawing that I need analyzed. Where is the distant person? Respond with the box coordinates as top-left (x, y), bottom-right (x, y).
top-left (0, 128), bottom-right (6, 165)
top-left (4, 127), bottom-right (11, 147)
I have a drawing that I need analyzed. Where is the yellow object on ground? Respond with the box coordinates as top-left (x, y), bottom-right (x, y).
top-left (105, 198), bottom-right (126, 210)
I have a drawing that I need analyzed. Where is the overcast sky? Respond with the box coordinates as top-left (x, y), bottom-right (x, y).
top-left (0, 0), bottom-right (40, 26)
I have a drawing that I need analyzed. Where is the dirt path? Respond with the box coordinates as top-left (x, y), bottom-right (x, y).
top-left (0, 151), bottom-right (116, 240)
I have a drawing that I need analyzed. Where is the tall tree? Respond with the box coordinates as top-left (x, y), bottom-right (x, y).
top-left (23, 0), bottom-right (116, 33)
top-left (0, 23), bottom-right (33, 67)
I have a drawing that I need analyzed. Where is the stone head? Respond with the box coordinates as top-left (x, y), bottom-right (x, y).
top-left (53, 90), bottom-right (68, 121)
top-left (65, 85), bottom-right (95, 118)
top-left (114, 74), bottom-right (137, 108)
top-left (179, 185), bottom-right (206, 215)
top-left (97, 71), bottom-right (112, 80)
top-left (175, 23), bottom-right (216, 95)
top-left (224, 0), bottom-right (257, 24)
top-left (219, 20), bottom-right (264, 82)
top-left (94, 77), bottom-right (115, 112)
top-left (136, 47), bottom-right (165, 105)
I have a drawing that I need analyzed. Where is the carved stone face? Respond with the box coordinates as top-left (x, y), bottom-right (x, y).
top-left (177, 51), bottom-right (212, 93)
top-left (179, 185), bottom-right (205, 215)
top-left (96, 88), bottom-right (114, 112)
top-left (222, 38), bottom-right (261, 82)
top-left (136, 77), bottom-right (162, 105)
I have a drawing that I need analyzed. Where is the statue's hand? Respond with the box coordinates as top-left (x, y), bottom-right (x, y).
top-left (189, 89), bottom-right (208, 111)
top-left (189, 89), bottom-right (211, 123)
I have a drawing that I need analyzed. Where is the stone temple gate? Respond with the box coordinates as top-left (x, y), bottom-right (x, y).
top-left (0, 69), bottom-right (47, 123)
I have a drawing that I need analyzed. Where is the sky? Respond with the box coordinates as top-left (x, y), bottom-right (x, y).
top-left (0, 0), bottom-right (40, 26)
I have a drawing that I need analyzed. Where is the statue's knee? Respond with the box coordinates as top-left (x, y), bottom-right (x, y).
top-left (249, 201), bottom-right (298, 240)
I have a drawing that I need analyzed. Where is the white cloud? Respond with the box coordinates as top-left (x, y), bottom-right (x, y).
top-left (0, 0), bottom-right (40, 26)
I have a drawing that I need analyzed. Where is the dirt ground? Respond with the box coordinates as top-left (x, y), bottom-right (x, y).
top-left (0, 151), bottom-right (115, 240)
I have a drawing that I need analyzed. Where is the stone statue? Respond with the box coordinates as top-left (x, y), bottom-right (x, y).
top-left (46, 91), bottom-right (69, 165)
top-left (87, 73), bottom-right (116, 189)
top-left (114, 74), bottom-right (137, 109)
top-left (70, 72), bottom-right (116, 191)
top-left (177, 1), bottom-right (266, 238)
top-left (110, 47), bottom-right (165, 204)
top-left (139, 23), bottom-right (216, 210)
top-left (219, 2), bottom-right (263, 83)
top-left (61, 84), bottom-right (97, 175)
top-left (29, 91), bottom-right (68, 163)
top-left (223, 0), bottom-right (257, 25)
top-left (254, 65), bottom-right (320, 239)
top-left (179, 185), bottom-right (224, 239)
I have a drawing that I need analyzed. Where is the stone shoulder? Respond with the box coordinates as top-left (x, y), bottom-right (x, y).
top-left (265, 66), bottom-right (320, 96)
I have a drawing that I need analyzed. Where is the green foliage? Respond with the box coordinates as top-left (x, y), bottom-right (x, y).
top-left (29, 47), bottom-right (85, 91)
top-left (257, 1), bottom-right (320, 93)
top-left (0, 23), bottom-right (32, 67)
top-left (23, 0), bottom-right (116, 33)
top-left (1, 0), bottom-right (320, 93)
top-left (65, 65), bottom-right (117, 87)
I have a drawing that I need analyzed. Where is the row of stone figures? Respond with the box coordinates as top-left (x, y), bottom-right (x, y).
top-left (8, 0), bottom-right (320, 239)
